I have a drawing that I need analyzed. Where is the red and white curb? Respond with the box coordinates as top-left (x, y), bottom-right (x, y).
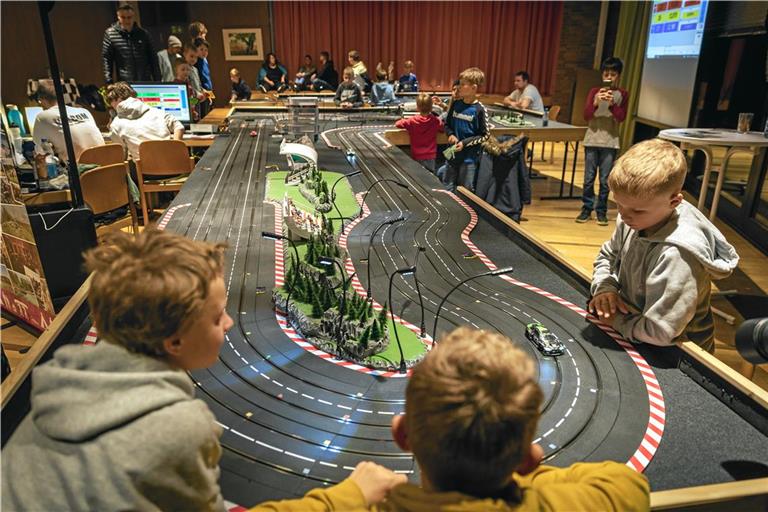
top-left (439, 189), bottom-right (665, 473)
top-left (268, 193), bottom-right (430, 379)
top-left (82, 203), bottom-right (190, 347)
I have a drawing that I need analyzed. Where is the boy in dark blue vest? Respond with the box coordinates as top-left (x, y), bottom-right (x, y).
top-left (438, 67), bottom-right (489, 192)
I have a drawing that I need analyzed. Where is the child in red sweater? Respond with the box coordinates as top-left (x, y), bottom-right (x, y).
top-left (395, 92), bottom-right (443, 173)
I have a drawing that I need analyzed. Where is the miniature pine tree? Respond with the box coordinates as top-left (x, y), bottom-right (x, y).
top-left (370, 318), bottom-right (381, 340)
top-left (359, 325), bottom-right (371, 349)
top-left (358, 301), bottom-right (369, 322)
top-left (321, 283), bottom-right (332, 311)
top-left (321, 181), bottom-right (329, 196)
top-left (311, 292), bottom-right (323, 317)
top-left (377, 302), bottom-right (389, 327)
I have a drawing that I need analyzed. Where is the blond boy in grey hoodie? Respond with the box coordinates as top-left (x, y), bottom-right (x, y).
top-left (2, 229), bottom-right (233, 511)
top-left (589, 139), bottom-right (739, 353)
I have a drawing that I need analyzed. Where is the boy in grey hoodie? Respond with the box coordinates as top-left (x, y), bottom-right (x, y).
top-left (589, 139), bottom-right (738, 353)
top-left (2, 229), bottom-right (233, 511)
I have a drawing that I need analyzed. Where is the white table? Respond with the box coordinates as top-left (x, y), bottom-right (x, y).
top-left (658, 128), bottom-right (768, 221)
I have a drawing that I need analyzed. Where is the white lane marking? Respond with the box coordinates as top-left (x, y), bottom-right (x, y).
top-left (273, 380), bottom-right (284, 387)
top-left (256, 440), bottom-right (284, 453)
top-left (285, 451), bottom-right (316, 463)
top-left (230, 429), bottom-right (255, 442)
top-left (286, 387), bottom-right (298, 394)
top-left (318, 399), bottom-right (333, 406)
top-left (377, 411), bottom-right (395, 415)
top-left (337, 404), bottom-right (352, 410)
top-left (358, 409), bottom-right (373, 414)
top-left (301, 393), bottom-right (315, 400)
top-left (319, 461), bottom-right (338, 468)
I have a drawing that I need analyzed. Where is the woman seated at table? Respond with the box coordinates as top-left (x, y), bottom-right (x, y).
top-left (258, 53), bottom-right (288, 93)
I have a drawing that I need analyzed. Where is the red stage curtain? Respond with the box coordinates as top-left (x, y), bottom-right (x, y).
top-left (273, 1), bottom-right (563, 96)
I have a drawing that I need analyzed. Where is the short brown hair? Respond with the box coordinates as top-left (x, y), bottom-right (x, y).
top-left (416, 92), bottom-right (432, 115)
top-left (406, 327), bottom-right (543, 495)
top-left (404, 60), bottom-right (414, 69)
top-left (348, 50), bottom-right (360, 61)
top-left (105, 82), bottom-right (137, 104)
top-left (229, 67), bottom-right (241, 77)
top-left (343, 66), bottom-right (355, 78)
top-left (609, 138), bottom-right (688, 198)
top-left (84, 229), bottom-right (226, 357)
top-left (459, 67), bottom-right (485, 87)
top-left (189, 21), bottom-right (207, 39)
top-left (116, 3), bottom-right (133, 12)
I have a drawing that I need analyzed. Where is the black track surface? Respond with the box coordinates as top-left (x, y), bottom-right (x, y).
top-left (163, 115), bottom-right (768, 504)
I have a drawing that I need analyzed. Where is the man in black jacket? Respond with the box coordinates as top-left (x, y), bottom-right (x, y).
top-left (309, 51), bottom-right (339, 91)
top-left (102, 4), bottom-right (160, 84)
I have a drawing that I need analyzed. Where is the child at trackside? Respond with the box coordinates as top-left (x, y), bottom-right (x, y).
top-left (396, 60), bottom-right (419, 92)
top-left (2, 229), bottom-right (233, 510)
top-left (230, 68), bottom-right (252, 102)
top-left (334, 67), bottom-right (364, 109)
top-left (589, 139), bottom-right (739, 353)
top-left (371, 65), bottom-right (396, 105)
top-left (437, 67), bottom-right (489, 192)
top-left (395, 92), bottom-right (443, 173)
top-left (248, 327), bottom-right (650, 511)
top-left (576, 57), bottom-right (629, 226)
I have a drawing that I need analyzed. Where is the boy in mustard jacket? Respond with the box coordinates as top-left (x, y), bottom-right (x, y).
top-left (252, 327), bottom-right (650, 511)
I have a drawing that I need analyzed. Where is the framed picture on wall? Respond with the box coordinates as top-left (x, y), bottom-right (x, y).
top-left (222, 28), bottom-right (264, 61)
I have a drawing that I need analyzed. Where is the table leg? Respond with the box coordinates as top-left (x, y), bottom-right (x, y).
top-left (695, 146), bottom-right (713, 212)
top-left (709, 146), bottom-right (758, 222)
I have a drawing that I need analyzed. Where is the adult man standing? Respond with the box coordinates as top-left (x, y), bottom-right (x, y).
top-left (32, 80), bottom-right (104, 164)
top-left (503, 71), bottom-right (544, 112)
top-left (158, 35), bottom-right (183, 82)
top-left (102, 4), bottom-right (160, 84)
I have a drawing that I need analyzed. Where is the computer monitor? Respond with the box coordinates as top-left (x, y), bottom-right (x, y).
top-left (24, 106), bottom-right (43, 132)
top-left (129, 83), bottom-right (192, 125)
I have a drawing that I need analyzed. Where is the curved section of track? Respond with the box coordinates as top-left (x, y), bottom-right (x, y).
top-left (157, 117), bottom-right (662, 500)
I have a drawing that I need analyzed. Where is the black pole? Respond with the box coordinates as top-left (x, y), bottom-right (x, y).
top-left (365, 215), bottom-right (406, 299)
top-left (431, 267), bottom-right (515, 344)
top-left (413, 246), bottom-right (427, 338)
top-left (360, 179), bottom-right (409, 218)
top-left (388, 266), bottom-right (415, 373)
top-left (262, 232), bottom-right (301, 317)
top-left (38, 1), bottom-right (83, 208)
top-left (331, 170), bottom-right (362, 234)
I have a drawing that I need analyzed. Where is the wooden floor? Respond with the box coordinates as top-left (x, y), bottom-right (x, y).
top-left (523, 141), bottom-right (768, 389)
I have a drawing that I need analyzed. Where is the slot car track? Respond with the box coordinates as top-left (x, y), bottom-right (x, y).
top-left (161, 116), bottom-right (657, 504)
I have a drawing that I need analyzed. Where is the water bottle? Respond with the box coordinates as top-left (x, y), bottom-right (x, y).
top-left (542, 107), bottom-right (549, 127)
top-left (6, 104), bottom-right (26, 136)
top-left (41, 140), bottom-right (59, 179)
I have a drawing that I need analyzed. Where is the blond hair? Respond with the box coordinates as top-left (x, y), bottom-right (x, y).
top-left (459, 67), bottom-right (485, 87)
top-left (404, 60), bottom-right (414, 69)
top-left (84, 229), bottom-right (226, 356)
top-left (343, 66), bottom-right (355, 79)
top-left (229, 68), bottom-right (241, 77)
top-left (609, 138), bottom-right (687, 198)
top-left (416, 92), bottom-right (432, 115)
top-left (406, 327), bottom-right (543, 495)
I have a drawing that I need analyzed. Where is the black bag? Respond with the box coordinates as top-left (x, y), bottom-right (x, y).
top-left (28, 207), bottom-right (97, 302)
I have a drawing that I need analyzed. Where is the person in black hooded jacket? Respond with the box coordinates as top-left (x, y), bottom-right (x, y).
top-left (102, 4), bottom-right (160, 84)
top-left (310, 51), bottom-right (339, 91)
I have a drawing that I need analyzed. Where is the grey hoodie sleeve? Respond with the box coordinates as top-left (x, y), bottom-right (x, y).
top-left (612, 246), bottom-right (702, 346)
top-left (591, 225), bottom-right (623, 296)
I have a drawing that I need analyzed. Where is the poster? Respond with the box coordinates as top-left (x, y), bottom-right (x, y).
top-left (0, 124), bottom-right (55, 331)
